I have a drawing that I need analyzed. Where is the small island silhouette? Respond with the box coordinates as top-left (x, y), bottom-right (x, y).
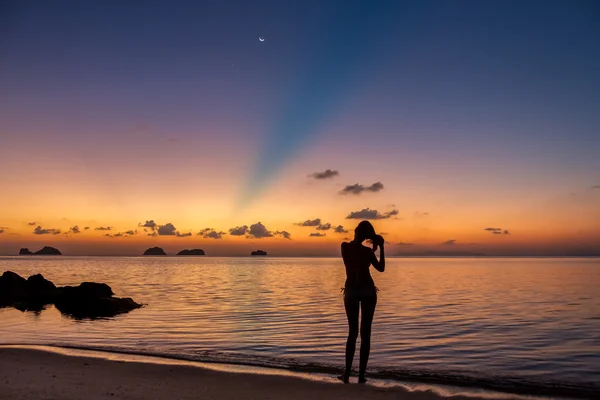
top-left (19, 246), bottom-right (62, 255)
top-left (251, 250), bottom-right (267, 256)
top-left (177, 249), bottom-right (206, 256)
top-left (143, 247), bottom-right (166, 256)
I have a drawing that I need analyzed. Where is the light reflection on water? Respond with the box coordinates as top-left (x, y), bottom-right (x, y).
top-left (1, 256), bottom-right (599, 389)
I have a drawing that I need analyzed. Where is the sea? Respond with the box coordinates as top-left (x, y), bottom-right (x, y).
top-left (1, 256), bottom-right (599, 398)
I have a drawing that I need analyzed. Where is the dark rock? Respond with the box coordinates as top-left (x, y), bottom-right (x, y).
top-left (177, 249), bottom-right (205, 256)
top-left (251, 250), bottom-right (267, 256)
top-left (0, 270), bottom-right (142, 318)
top-left (143, 247), bottom-right (166, 256)
top-left (19, 248), bottom-right (33, 255)
top-left (58, 282), bottom-right (113, 299)
top-left (26, 274), bottom-right (58, 305)
top-left (0, 271), bottom-right (27, 306)
top-left (34, 246), bottom-right (62, 255)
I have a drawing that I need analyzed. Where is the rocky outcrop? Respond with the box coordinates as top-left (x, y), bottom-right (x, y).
top-left (251, 250), bottom-right (267, 256)
top-left (177, 249), bottom-right (205, 256)
top-left (34, 246), bottom-right (62, 255)
top-left (19, 248), bottom-right (33, 255)
top-left (0, 271), bottom-right (142, 318)
top-left (143, 247), bottom-right (166, 256)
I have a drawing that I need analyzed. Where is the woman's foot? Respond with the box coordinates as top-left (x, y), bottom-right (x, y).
top-left (358, 375), bottom-right (367, 384)
top-left (337, 372), bottom-right (350, 384)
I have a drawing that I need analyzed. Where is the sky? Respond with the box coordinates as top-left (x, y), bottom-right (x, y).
top-left (1, 0), bottom-right (599, 256)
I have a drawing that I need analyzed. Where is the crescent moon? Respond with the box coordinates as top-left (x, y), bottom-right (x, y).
top-left (259, 37), bottom-right (265, 42)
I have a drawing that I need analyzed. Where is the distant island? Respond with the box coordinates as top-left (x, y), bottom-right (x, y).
top-left (251, 250), bottom-right (267, 256)
top-left (143, 247), bottom-right (166, 256)
top-left (19, 247), bottom-right (62, 255)
top-left (177, 249), bottom-right (205, 256)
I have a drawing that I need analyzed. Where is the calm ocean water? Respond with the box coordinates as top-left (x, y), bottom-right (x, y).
top-left (1, 257), bottom-right (599, 396)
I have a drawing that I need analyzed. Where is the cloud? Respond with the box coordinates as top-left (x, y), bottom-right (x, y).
top-left (396, 241), bottom-right (413, 246)
top-left (157, 223), bottom-right (177, 236)
top-left (0, 229), bottom-right (5, 234)
top-left (442, 239), bottom-right (456, 245)
top-left (340, 182), bottom-right (384, 195)
top-left (248, 222), bottom-right (273, 238)
top-left (334, 225), bottom-right (349, 233)
top-left (68, 226), bottom-right (81, 234)
top-left (95, 226), bottom-right (112, 231)
top-left (484, 227), bottom-right (511, 236)
top-left (138, 220), bottom-right (158, 230)
top-left (346, 208), bottom-right (399, 220)
top-left (176, 231), bottom-right (192, 237)
top-left (316, 223), bottom-right (331, 231)
top-left (309, 232), bottom-right (326, 237)
top-left (591, 185), bottom-right (600, 189)
top-left (198, 228), bottom-right (225, 239)
top-left (295, 218), bottom-right (321, 227)
top-left (147, 231), bottom-right (157, 237)
top-left (84, 226), bottom-right (90, 230)
top-left (28, 222), bottom-right (37, 226)
top-left (33, 225), bottom-right (61, 235)
top-left (414, 212), bottom-right (430, 217)
top-left (274, 230), bottom-right (291, 239)
top-left (229, 225), bottom-right (249, 236)
top-left (310, 169), bottom-right (339, 179)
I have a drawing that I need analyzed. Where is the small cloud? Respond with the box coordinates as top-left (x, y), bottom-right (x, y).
top-left (0, 228), bottom-right (5, 234)
top-left (95, 226), bottom-right (112, 231)
top-left (139, 220), bottom-right (158, 230)
top-left (274, 230), bottom-right (291, 239)
top-left (484, 227), bottom-right (511, 236)
top-left (68, 226), bottom-right (81, 234)
top-left (125, 230), bottom-right (138, 236)
top-left (309, 232), bottom-right (326, 237)
top-left (198, 228), bottom-right (225, 239)
top-left (442, 239), bottom-right (456, 245)
top-left (147, 231), bottom-right (157, 237)
top-left (484, 228), bottom-right (502, 232)
top-left (414, 212), bottom-right (430, 217)
top-left (503, 230), bottom-right (510, 235)
top-left (346, 208), bottom-right (399, 220)
top-left (340, 182), bottom-right (384, 195)
top-left (295, 218), bottom-right (321, 227)
top-left (84, 226), bottom-right (90, 230)
top-left (157, 223), bottom-right (177, 236)
top-left (248, 222), bottom-right (273, 238)
top-left (176, 231), bottom-right (192, 237)
top-left (310, 169), bottom-right (339, 179)
top-left (492, 231), bottom-right (502, 235)
top-left (334, 225), bottom-right (349, 234)
top-left (590, 185), bottom-right (600, 190)
top-left (33, 226), bottom-right (61, 235)
top-left (28, 222), bottom-right (37, 226)
top-left (316, 223), bottom-right (331, 231)
top-left (229, 225), bottom-right (249, 236)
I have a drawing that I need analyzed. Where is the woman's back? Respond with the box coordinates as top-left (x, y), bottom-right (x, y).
top-left (341, 241), bottom-right (375, 289)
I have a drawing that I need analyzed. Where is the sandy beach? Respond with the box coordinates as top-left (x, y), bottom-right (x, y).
top-left (0, 347), bottom-right (486, 400)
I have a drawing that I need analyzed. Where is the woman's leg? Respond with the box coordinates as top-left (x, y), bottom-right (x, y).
top-left (358, 295), bottom-right (377, 382)
top-left (341, 295), bottom-right (360, 383)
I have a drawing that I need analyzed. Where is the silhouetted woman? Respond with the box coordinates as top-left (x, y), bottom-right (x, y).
top-left (339, 220), bottom-right (385, 383)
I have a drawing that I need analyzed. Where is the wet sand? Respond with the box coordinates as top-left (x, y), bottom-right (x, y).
top-left (0, 347), bottom-right (482, 400)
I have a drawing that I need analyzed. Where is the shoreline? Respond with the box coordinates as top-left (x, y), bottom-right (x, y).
top-left (0, 346), bottom-right (502, 400)
top-left (0, 345), bottom-right (571, 400)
